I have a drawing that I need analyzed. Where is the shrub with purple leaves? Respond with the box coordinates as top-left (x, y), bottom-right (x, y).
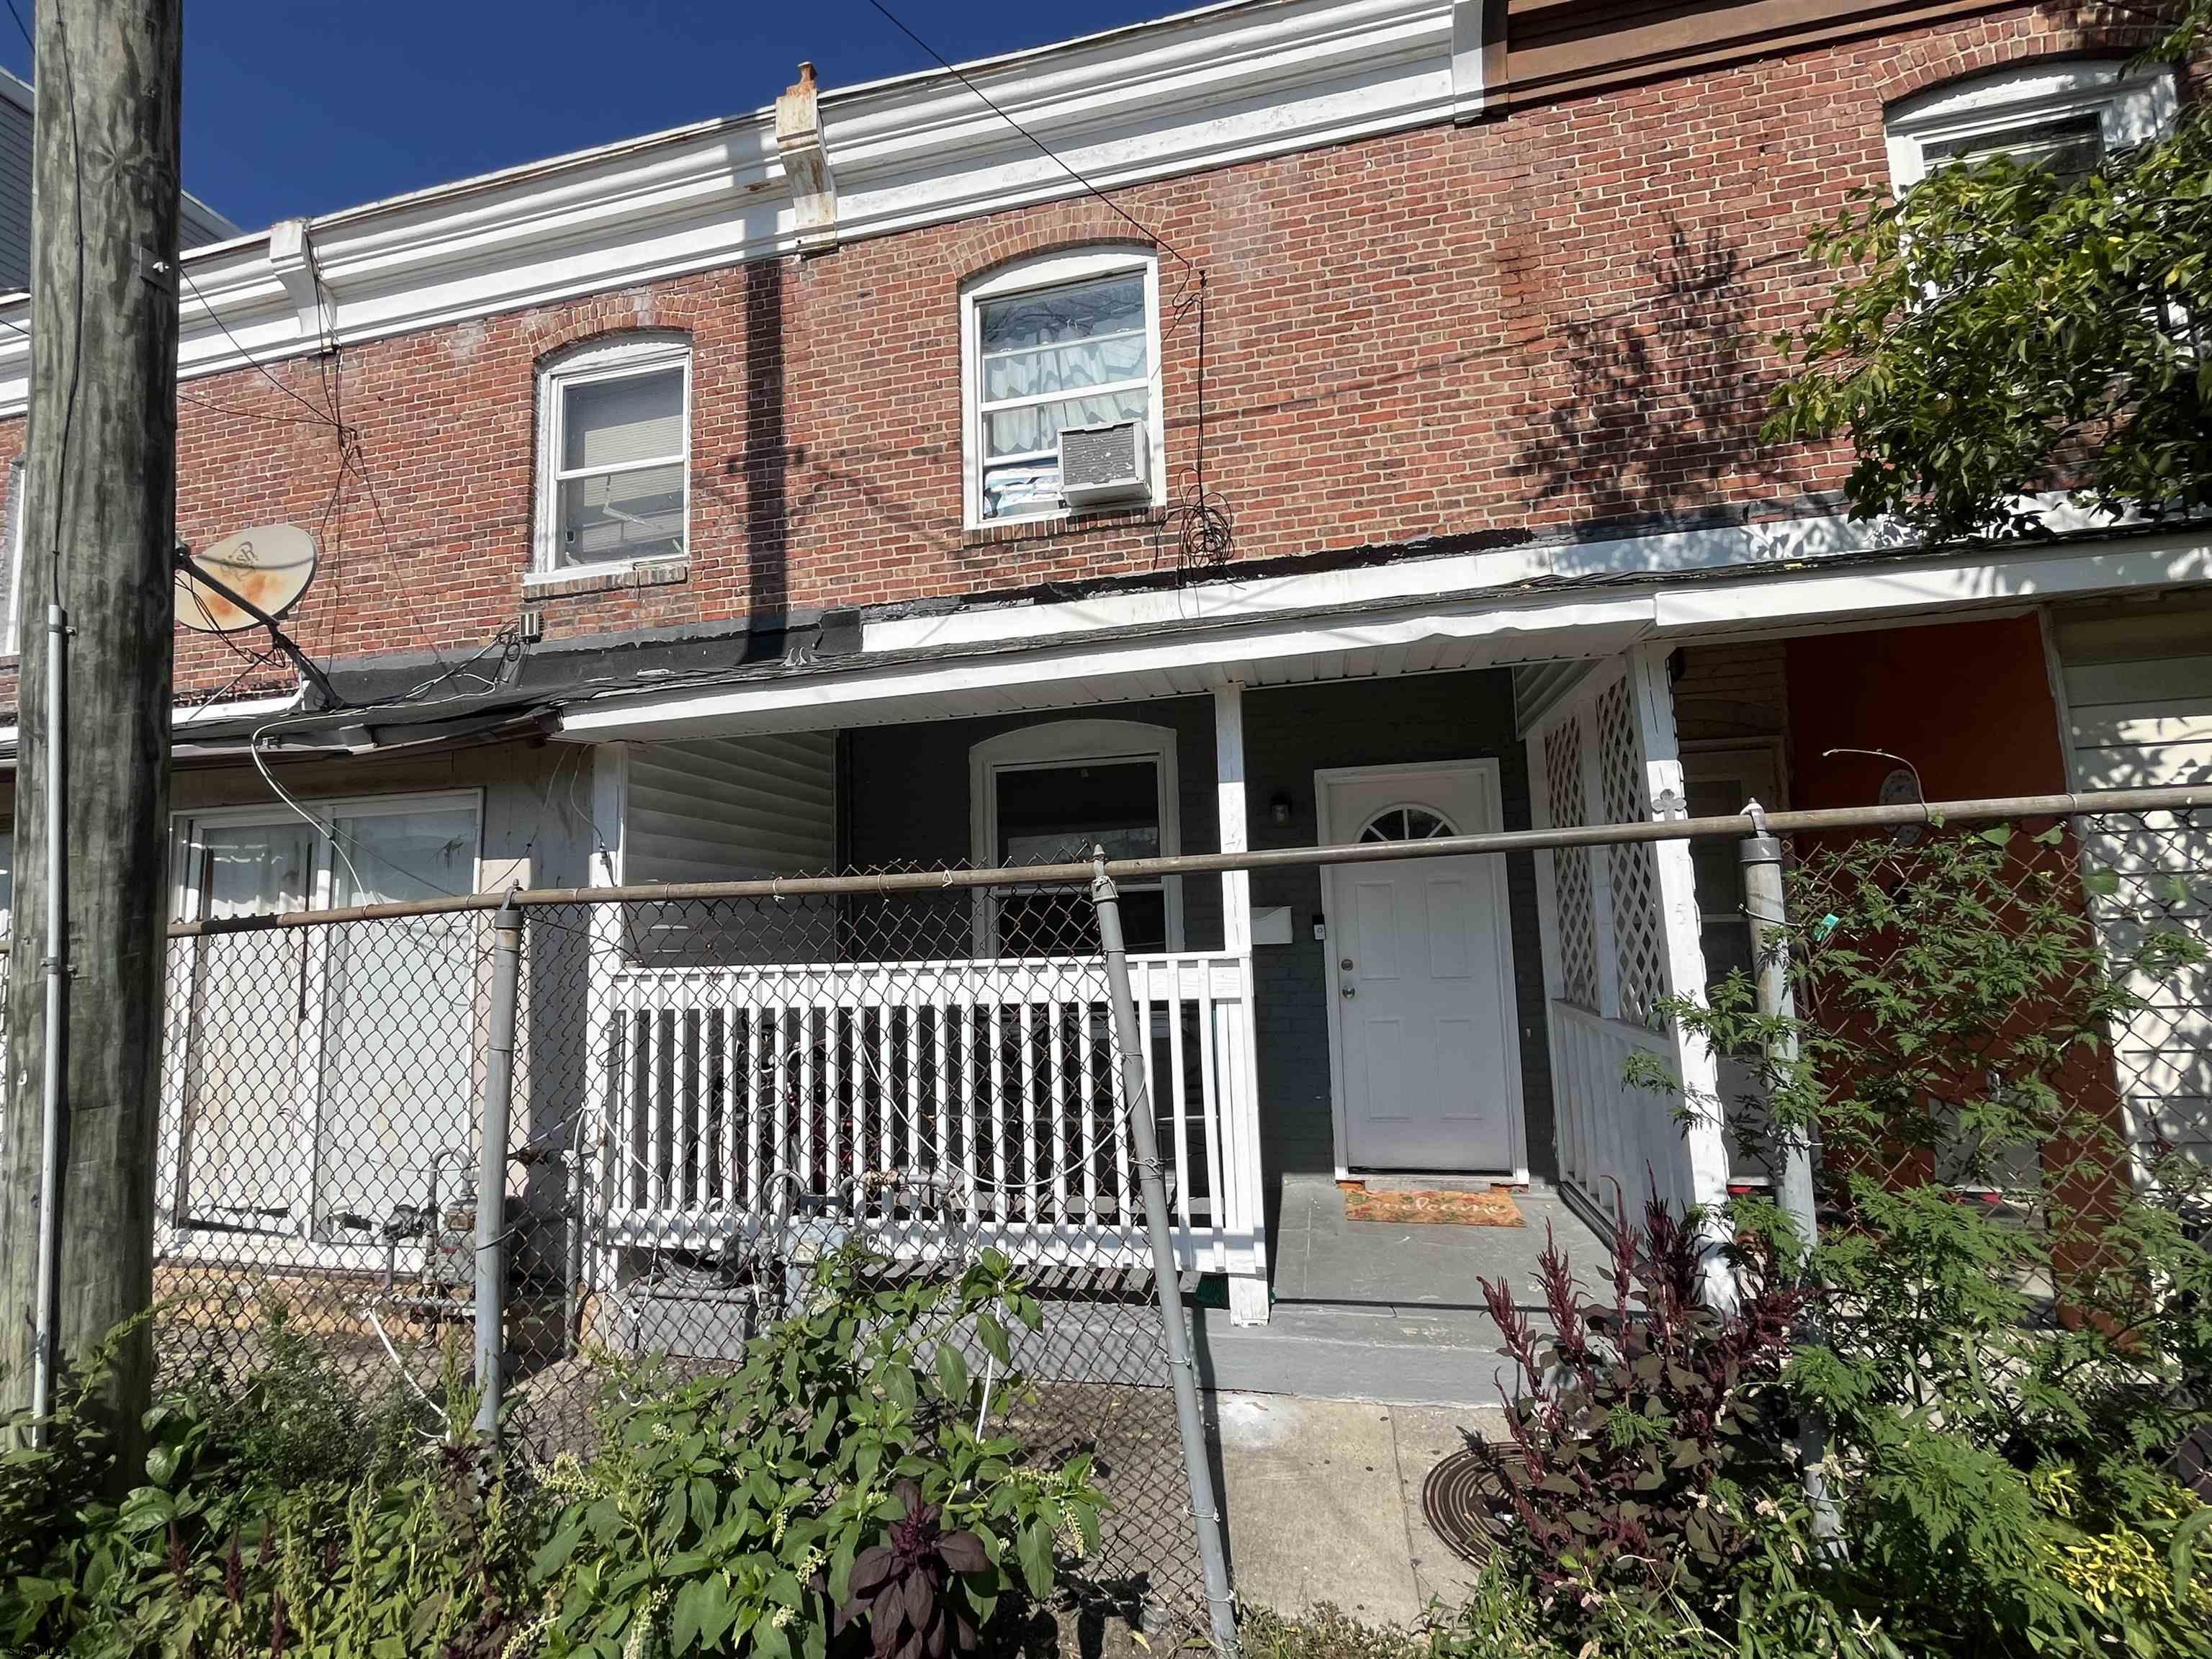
top-left (840, 1481), bottom-right (992, 1659)
top-left (1473, 1189), bottom-right (1805, 1615)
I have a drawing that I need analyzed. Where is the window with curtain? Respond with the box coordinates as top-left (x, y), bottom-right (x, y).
top-left (967, 255), bottom-right (1156, 523)
top-left (536, 336), bottom-right (690, 570)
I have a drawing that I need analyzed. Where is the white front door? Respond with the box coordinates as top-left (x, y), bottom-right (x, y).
top-left (1320, 763), bottom-right (1524, 1172)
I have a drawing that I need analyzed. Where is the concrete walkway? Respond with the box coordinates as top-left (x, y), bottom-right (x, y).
top-left (1213, 1391), bottom-right (1508, 1626)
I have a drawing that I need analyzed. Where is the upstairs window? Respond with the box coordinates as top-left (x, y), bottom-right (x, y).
top-left (961, 249), bottom-right (1161, 526)
top-left (534, 333), bottom-right (690, 572)
top-left (1885, 60), bottom-right (2177, 192)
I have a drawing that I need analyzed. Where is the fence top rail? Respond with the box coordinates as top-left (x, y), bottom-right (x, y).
top-left (164, 783), bottom-right (2212, 937)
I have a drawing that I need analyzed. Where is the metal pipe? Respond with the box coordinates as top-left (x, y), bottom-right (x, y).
top-left (473, 899), bottom-right (524, 1447)
top-left (564, 1115), bottom-right (587, 1360)
top-left (30, 601), bottom-right (69, 1439)
top-left (1093, 855), bottom-right (1239, 1656)
top-left (163, 783), bottom-right (2212, 936)
top-left (1740, 812), bottom-right (1843, 1552)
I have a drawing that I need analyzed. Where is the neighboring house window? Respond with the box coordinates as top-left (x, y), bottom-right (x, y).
top-left (961, 248), bottom-right (1163, 526)
top-left (969, 719), bottom-right (1180, 954)
top-left (166, 792), bottom-right (482, 1251)
top-left (1885, 60), bottom-right (2178, 190)
top-left (534, 333), bottom-right (690, 572)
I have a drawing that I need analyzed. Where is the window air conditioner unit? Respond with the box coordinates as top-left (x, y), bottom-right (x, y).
top-left (1057, 419), bottom-right (1151, 510)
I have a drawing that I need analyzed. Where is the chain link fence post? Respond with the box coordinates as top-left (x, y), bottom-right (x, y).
top-left (474, 897), bottom-right (523, 1449)
top-left (1739, 807), bottom-right (1843, 1551)
top-left (1092, 855), bottom-right (1240, 1654)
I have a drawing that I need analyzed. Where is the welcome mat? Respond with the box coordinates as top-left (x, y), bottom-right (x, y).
top-left (1338, 1184), bottom-right (1524, 1226)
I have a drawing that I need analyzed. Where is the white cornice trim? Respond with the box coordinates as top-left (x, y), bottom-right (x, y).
top-left (0, 0), bottom-right (1465, 418)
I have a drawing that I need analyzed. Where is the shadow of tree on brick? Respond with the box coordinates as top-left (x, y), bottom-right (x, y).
top-left (743, 257), bottom-right (791, 625)
top-left (1511, 223), bottom-right (1794, 521)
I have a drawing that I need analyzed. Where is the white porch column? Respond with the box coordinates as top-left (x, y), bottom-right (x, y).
top-left (1212, 682), bottom-right (1270, 1326)
top-left (1627, 646), bottom-right (1730, 1222)
top-left (580, 743), bottom-right (630, 1332)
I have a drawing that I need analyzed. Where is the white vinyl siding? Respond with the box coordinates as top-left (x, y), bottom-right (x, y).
top-left (624, 734), bottom-right (837, 963)
top-left (0, 87), bottom-right (30, 295)
top-left (2054, 601), bottom-right (2212, 1172)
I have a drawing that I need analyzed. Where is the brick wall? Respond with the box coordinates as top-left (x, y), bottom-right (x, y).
top-left (1673, 641), bottom-right (1791, 746)
top-left (0, 1), bottom-right (2162, 713)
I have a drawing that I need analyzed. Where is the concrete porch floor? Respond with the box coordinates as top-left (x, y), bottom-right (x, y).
top-left (1190, 1174), bottom-right (1615, 1408)
top-left (1271, 1174), bottom-right (1612, 1310)
top-left (1200, 1184), bottom-right (1613, 1622)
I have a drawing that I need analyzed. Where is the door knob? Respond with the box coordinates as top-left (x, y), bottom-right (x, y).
top-left (1341, 985), bottom-right (1357, 999)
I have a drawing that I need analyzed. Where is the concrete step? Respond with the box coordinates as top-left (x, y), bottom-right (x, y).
top-left (1190, 1298), bottom-right (1533, 1408)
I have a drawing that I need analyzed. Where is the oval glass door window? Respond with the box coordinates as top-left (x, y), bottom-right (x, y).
top-left (1357, 805), bottom-right (1457, 843)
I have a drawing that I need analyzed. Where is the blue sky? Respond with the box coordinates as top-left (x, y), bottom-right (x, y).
top-left (0, 1), bottom-right (1174, 235)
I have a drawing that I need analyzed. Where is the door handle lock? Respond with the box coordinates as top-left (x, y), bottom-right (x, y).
top-left (1339, 958), bottom-right (1354, 971)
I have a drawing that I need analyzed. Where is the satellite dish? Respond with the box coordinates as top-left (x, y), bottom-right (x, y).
top-left (176, 523), bottom-right (318, 634)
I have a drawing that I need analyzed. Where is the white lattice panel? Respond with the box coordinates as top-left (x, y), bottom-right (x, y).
top-left (1542, 715), bottom-right (1601, 1012)
top-left (1596, 676), bottom-right (1665, 1025)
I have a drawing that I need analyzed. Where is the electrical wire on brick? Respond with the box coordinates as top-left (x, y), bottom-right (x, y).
top-left (179, 266), bottom-right (342, 432)
top-left (857, 0), bottom-right (1200, 274)
top-left (852, 3), bottom-right (1236, 575)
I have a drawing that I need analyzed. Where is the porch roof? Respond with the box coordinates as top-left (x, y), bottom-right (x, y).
top-left (555, 523), bottom-right (2208, 742)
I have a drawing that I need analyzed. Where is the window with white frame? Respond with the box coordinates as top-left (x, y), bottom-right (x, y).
top-left (969, 721), bottom-right (1180, 954)
top-left (534, 333), bottom-right (691, 572)
top-left (166, 793), bottom-right (482, 1252)
top-left (1885, 59), bottom-right (2178, 191)
top-left (3, 457), bottom-right (24, 654)
top-left (961, 249), bottom-right (1163, 526)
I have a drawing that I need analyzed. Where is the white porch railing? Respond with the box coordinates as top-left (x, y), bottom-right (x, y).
top-left (1549, 1001), bottom-right (1694, 1220)
top-left (598, 950), bottom-right (1259, 1277)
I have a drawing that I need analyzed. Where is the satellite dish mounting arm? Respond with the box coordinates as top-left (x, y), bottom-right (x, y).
top-left (174, 544), bottom-right (343, 711)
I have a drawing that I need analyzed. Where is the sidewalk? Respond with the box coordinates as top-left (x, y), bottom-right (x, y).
top-left (1213, 1392), bottom-right (1508, 1627)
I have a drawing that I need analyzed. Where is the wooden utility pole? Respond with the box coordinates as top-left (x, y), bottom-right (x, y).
top-left (0, 0), bottom-right (181, 1465)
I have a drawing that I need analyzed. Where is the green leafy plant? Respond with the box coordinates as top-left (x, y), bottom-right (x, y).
top-left (1766, 3), bottom-right (2212, 541)
top-left (1647, 818), bottom-right (2212, 1656)
top-left (529, 1243), bottom-right (1102, 1659)
top-left (1, 1321), bottom-right (534, 1659)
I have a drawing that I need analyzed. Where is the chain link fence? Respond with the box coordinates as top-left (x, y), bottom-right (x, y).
top-left (146, 868), bottom-right (1226, 1616)
top-left (6, 781), bottom-right (2206, 1623)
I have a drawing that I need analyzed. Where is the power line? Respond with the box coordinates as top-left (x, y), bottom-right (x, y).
top-left (178, 266), bottom-right (341, 430)
top-left (857, 0), bottom-right (1200, 271)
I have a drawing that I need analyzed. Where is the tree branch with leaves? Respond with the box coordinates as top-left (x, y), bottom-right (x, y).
top-left (1768, 6), bottom-right (2212, 541)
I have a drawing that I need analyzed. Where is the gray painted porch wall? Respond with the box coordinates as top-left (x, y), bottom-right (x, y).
top-left (1237, 674), bottom-right (1554, 1182)
top-left (840, 670), bottom-right (1557, 1185)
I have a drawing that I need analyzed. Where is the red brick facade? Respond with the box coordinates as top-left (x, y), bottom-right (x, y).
top-left (0, 1), bottom-right (2169, 710)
